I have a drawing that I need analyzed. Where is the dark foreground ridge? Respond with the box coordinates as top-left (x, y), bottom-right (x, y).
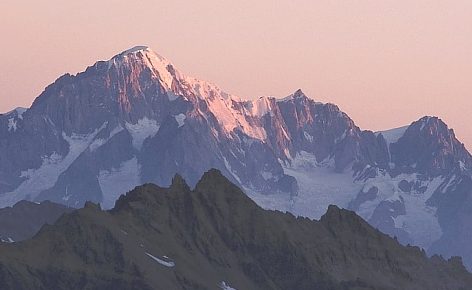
top-left (0, 200), bottom-right (72, 242)
top-left (0, 169), bottom-right (470, 290)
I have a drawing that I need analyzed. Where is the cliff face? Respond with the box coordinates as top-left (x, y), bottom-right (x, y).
top-left (0, 170), bottom-right (470, 290)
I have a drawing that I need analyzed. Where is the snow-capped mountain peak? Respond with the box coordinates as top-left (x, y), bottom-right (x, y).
top-left (278, 88), bottom-right (307, 102)
top-left (1, 45), bottom-right (472, 270)
top-left (117, 45), bottom-right (151, 55)
top-left (106, 45), bottom-right (180, 92)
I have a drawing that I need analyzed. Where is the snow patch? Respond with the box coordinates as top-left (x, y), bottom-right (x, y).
top-left (89, 139), bottom-right (106, 152)
top-left (377, 126), bottom-right (408, 162)
top-left (249, 150), bottom-right (443, 250)
top-left (1, 237), bottom-right (14, 243)
top-left (15, 108), bottom-right (27, 119)
top-left (167, 92), bottom-right (180, 101)
top-left (419, 117), bottom-right (431, 131)
top-left (174, 114), bottom-right (186, 128)
top-left (248, 97), bottom-right (273, 117)
top-left (390, 177), bottom-right (443, 249)
top-left (248, 152), bottom-right (359, 218)
top-left (125, 118), bottom-right (160, 150)
top-left (377, 126), bottom-right (408, 146)
top-left (98, 158), bottom-right (141, 209)
top-left (219, 281), bottom-right (237, 290)
top-left (0, 125), bottom-right (105, 206)
top-left (7, 118), bottom-right (17, 132)
top-left (223, 157), bottom-right (241, 184)
top-left (120, 45), bottom-right (149, 55)
top-left (109, 46), bottom-right (178, 91)
top-left (145, 252), bottom-right (175, 268)
top-left (261, 171), bottom-right (273, 181)
top-left (334, 130), bottom-right (347, 144)
top-left (89, 125), bottom-right (124, 152)
top-left (303, 131), bottom-right (313, 142)
top-left (353, 171), bottom-right (443, 249)
top-left (111, 46), bottom-right (268, 140)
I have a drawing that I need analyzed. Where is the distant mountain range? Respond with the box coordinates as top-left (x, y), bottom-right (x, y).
top-left (0, 46), bottom-right (471, 269)
top-left (0, 170), bottom-right (470, 290)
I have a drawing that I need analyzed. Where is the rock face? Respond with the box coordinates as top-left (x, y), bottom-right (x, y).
top-left (0, 200), bottom-right (72, 242)
top-left (0, 46), bottom-right (471, 269)
top-left (0, 170), bottom-right (470, 290)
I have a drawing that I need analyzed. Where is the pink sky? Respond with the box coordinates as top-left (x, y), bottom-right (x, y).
top-left (1, 0), bottom-right (471, 149)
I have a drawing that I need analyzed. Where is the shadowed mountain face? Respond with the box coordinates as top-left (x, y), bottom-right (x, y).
top-left (0, 200), bottom-right (72, 242)
top-left (0, 170), bottom-right (470, 290)
top-left (0, 46), bottom-right (471, 269)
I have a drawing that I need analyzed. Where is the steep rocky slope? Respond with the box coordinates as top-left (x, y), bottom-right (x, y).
top-left (0, 170), bottom-right (470, 290)
top-left (0, 200), bottom-right (72, 243)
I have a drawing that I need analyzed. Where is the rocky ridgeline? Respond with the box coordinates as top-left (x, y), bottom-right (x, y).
top-left (0, 170), bottom-right (470, 290)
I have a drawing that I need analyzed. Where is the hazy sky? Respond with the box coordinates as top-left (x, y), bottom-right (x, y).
top-left (1, 0), bottom-right (471, 149)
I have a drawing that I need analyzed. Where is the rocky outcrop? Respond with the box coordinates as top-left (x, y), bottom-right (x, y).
top-left (391, 116), bottom-right (472, 176)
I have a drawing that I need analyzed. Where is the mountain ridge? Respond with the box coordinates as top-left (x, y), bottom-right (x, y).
top-left (0, 45), bottom-right (471, 269)
top-left (0, 169), bottom-right (470, 290)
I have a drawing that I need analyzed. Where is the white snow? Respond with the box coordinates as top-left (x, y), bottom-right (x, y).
top-left (4, 107), bottom-right (27, 118)
top-left (247, 150), bottom-right (443, 250)
top-left (89, 125), bottom-right (124, 152)
top-left (120, 45), bottom-right (149, 55)
top-left (284, 152), bottom-right (361, 218)
top-left (278, 94), bottom-right (294, 102)
top-left (145, 252), bottom-right (175, 268)
top-left (0, 125), bottom-right (105, 206)
top-left (377, 126), bottom-right (408, 146)
top-left (7, 118), bottom-right (17, 132)
top-left (441, 175), bottom-right (457, 193)
top-left (98, 158), bottom-right (141, 209)
top-left (110, 46), bottom-right (269, 141)
top-left (6, 107), bottom-right (27, 131)
top-left (223, 157), bottom-right (242, 184)
top-left (376, 126), bottom-right (409, 162)
top-left (125, 118), bottom-right (160, 150)
top-left (15, 108), bottom-right (27, 119)
top-left (193, 87), bottom-right (267, 140)
top-left (391, 176), bottom-right (444, 249)
top-left (419, 117), bottom-right (431, 131)
top-left (174, 114), bottom-right (186, 128)
top-left (167, 92), bottom-right (180, 101)
top-left (0, 237), bottom-right (14, 243)
top-left (108, 46), bottom-right (180, 91)
top-left (114, 46), bottom-right (178, 91)
top-left (248, 152), bottom-right (360, 218)
top-left (89, 139), bottom-right (106, 152)
top-left (219, 281), bottom-right (237, 290)
top-left (248, 96), bottom-right (273, 117)
top-left (261, 171), bottom-right (273, 181)
top-left (303, 131), bottom-right (314, 142)
top-left (182, 80), bottom-right (258, 140)
top-left (349, 170), bottom-right (443, 249)
top-left (335, 130), bottom-right (347, 143)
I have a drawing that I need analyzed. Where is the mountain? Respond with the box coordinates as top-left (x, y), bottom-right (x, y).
top-left (0, 169), bottom-right (470, 290)
top-left (0, 200), bottom-right (72, 243)
top-left (0, 46), bottom-right (471, 268)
